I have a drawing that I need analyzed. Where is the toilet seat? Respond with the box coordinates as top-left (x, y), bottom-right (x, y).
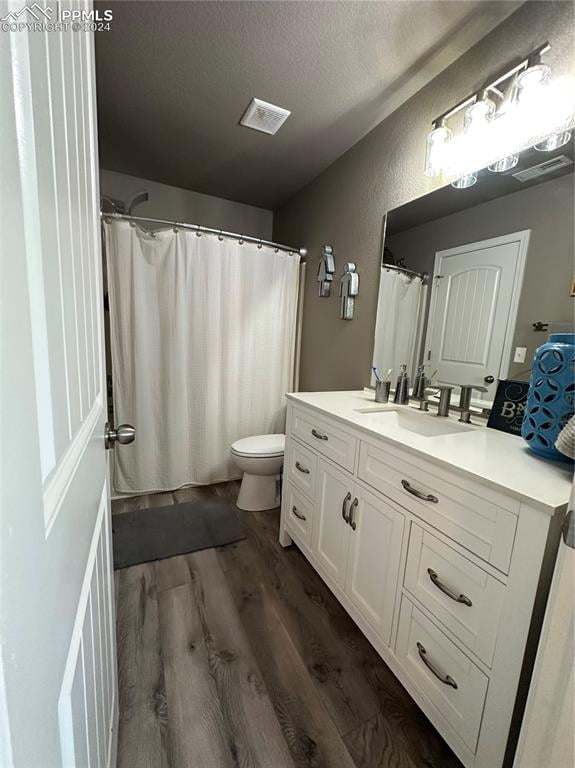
top-left (231, 433), bottom-right (285, 459)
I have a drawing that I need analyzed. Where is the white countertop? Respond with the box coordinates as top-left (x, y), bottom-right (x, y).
top-left (286, 390), bottom-right (573, 514)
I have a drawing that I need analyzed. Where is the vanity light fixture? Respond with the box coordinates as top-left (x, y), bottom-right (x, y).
top-left (451, 90), bottom-right (494, 188)
top-left (463, 90), bottom-right (496, 132)
top-left (488, 154), bottom-right (519, 173)
top-left (425, 43), bottom-right (575, 188)
top-left (534, 131), bottom-right (572, 152)
top-left (451, 174), bottom-right (477, 189)
top-left (424, 118), bottom-right (452, 178)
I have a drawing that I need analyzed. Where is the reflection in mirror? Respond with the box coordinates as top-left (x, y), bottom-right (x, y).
top-left (372, 143), bottom-right (574, 404)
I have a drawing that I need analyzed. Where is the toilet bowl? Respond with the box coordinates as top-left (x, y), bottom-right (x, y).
top-left (231, 434), bottom-right (285, 511)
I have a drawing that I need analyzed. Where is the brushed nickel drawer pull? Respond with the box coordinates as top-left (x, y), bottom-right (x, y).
top-left (401, 479), bottom-right (438, 503)
top-left (342, 492), bottom-right (352, 523)
top-left (295, 461), bottom-right (310, 474)
top-left (311, 428), bottom-right (328, 441)
top-left (416, 642), bottom-right (458, 689)
top-left (427, 568), bottom-right (472, 607)
top-left (349, 497), bottom-right (358, 531)
top-left (292, 506), bottom-right (306, 522)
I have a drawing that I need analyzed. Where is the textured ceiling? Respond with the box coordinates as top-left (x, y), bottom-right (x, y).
top-left (95, 0), bottom-right (522, 209)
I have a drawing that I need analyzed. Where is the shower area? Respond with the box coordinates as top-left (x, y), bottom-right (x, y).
top-left (101, 201), bottom-right (305, 498)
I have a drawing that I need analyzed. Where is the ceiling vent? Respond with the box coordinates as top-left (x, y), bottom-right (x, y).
top-left (239, 98), bottom-right (291, 135)
top-left (512, 154), bottom-right (573, 182)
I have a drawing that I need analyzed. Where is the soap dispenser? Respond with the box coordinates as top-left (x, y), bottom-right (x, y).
top-left (393, 364), bottom-right (410, 405)
top-left (413, 365), bottom-right (427, 400)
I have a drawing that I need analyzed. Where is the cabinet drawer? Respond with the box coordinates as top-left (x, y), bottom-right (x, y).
top-left (358, 440), bottom-right (518, 573)
top-left (396, 596), bottom-right (489, 754)
top-left (284, 483), bottom-right (313, 548)
top-left (291, 407), bottom-right (357, 473)
top-left (284, 439), bottom-right (317, 500)
top-left (405, 525), bottom-right (506, 666)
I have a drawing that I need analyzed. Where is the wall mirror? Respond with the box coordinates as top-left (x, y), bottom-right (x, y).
top-left (372, 143), bottom-right (574, 404)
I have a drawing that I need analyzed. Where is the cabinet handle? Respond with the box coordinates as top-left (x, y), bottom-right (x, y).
top-left (401, 479), bottom-right (438, 504)
top-left (349, 497), bottom-right (358, 530)
top-left (416, 642), bottom-right (458, 689)
top-left (311, 428), bottom-right (328, 441)
top-left (342, 492), bottom-right (352, 523)
top-left (292, 506), bottom-right (306, 522)
top-left (427, 569), bottom-right (472, 607)
top-left (295, 461), bottom-right (310, 474)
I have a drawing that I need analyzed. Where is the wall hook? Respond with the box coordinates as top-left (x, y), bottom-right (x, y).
top-left (340, 262), bottom-right (359, 320)
top-left (318, 244), bottom-right (335, 297)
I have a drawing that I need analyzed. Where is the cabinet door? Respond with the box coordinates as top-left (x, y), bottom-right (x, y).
top-left (345, 485), bottom-right (405, 644)
top-left (313, 459), bottom-right (353, 588)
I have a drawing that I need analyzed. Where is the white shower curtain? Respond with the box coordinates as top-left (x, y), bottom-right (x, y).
top-left (105, 220), bottom-right (300, 494)
top-left (372, 268), bottom-right (427, 383)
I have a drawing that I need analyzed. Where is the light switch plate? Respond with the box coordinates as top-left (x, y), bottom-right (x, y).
top-left (513, 346), bottom-right (527, 364)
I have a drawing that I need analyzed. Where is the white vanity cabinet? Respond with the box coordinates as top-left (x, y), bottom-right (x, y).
top-left (312, 458), bottom-right (405, 643)
top-left (280, 395), bottom-right (570, 768)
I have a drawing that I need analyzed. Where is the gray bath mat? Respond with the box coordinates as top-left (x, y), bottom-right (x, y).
top-left (112, 499), bottom-right (246, 569)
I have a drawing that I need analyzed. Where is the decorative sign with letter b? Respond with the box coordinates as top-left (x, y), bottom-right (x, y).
top-left (487, 380), bottom-right (529, 436)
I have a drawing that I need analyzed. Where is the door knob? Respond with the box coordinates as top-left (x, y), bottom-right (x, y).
top-left (484, 375), bottom-right (495, 384)
top-left (105, 422), bottom-right (136, 449)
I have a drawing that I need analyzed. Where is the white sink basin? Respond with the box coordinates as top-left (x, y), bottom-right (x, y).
top-left (355, 407), bottom-right (474, 437)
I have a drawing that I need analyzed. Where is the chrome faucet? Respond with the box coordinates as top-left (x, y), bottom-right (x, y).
top-left (436, 385), bottom-right (454, 417)
top-left (454, 384), bottom-right (490, 423)
top-left (458, 384), bottom-right (488, 411)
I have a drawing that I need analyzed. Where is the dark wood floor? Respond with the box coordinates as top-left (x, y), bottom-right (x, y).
top-left (113, 481), bottom-right (462, 768)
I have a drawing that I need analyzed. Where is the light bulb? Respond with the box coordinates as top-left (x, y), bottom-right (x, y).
top-left (488, 154), bottom-right (519, 172)
top-left (451, 174), bottom-right (477, 189)
top-left (534, 131), bottom-right (572, 151)
top-left (424, 122), bottom-right (452, 177)
top-left (464, 95), bottom-right (495, 133)
top-left (516, 63), bottom-right (551, 100)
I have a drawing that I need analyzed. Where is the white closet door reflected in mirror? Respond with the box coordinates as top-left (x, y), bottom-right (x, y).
top-left (424, 231), bottom-right (529, 401)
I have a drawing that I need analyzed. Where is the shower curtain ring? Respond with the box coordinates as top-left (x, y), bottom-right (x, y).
top-left (218, 230), bottom-right (224, 241)
top-left (239, 236), bottom-right (244, 245)
top-left (196, 228), bottom-right (202, 237)
top-left (257, 239), bottom-right (263, 249)
top-left (274, 247), bottom-right (279, 253)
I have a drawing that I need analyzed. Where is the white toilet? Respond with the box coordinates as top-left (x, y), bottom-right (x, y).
top-left (231, 433), bottom-right (285, 511)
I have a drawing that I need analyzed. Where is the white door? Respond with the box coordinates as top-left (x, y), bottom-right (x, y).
top-left (425, 231), bottom-right (529, 400)
top-left (313, 460), bottom-right (352, 588)
top-left (344, 486), bottom-right (405, 645)
top-left (1, 11), bottom-right (120, 768)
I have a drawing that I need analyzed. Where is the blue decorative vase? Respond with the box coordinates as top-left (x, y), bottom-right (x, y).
top-left (522, 333), bottom-right (575, 462)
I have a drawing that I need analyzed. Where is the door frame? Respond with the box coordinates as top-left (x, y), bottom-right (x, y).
top-left (424, 229), bottom-right (530, 385)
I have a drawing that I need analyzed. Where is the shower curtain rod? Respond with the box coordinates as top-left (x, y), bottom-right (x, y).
top-left (101, 211), bottom-right (307, 258)
top-left (382, 262), bottom-right (427, 281)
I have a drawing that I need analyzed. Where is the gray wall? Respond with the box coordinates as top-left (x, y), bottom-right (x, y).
top-left (273, 1), bottom-right (575, 392)
top-left (100, 169), bottom-right (273, 239)
top-left (388, 174), bottom-right (574, 381)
